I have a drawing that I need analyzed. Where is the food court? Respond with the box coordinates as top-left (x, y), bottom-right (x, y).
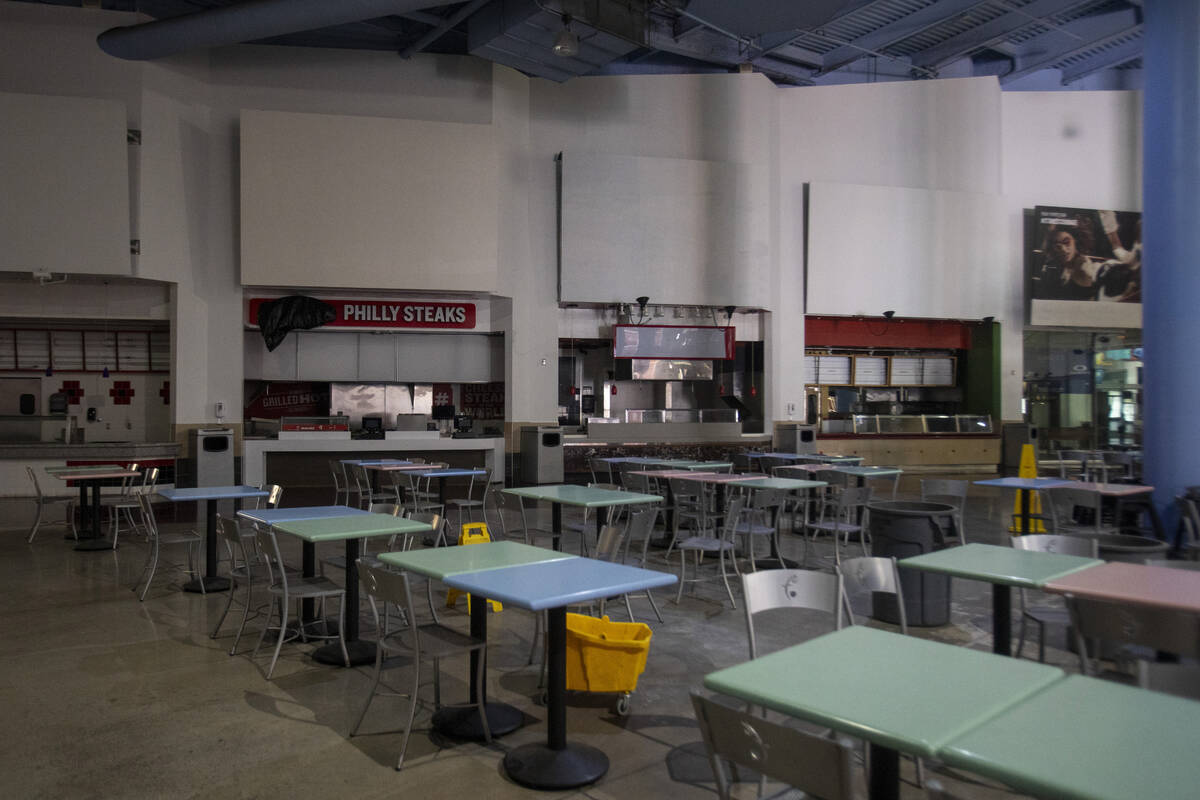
top-left (2, 2), bottom-right (1197, 799)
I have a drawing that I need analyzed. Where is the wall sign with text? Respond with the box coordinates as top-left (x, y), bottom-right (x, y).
top-left (248, 298), bottom-right (476, 330)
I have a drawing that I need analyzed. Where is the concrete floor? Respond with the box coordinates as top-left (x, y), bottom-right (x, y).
top-left (0, 475), bottom-right (1070, 800)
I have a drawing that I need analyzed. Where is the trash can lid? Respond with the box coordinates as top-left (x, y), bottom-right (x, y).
top-left (867, 500), bottom-right (957, 515)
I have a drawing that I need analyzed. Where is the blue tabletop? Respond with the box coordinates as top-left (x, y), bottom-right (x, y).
top-left (415, 468), bottom-right (487, 478)
top-left (443, 558), bottom-right (677, 611)
top-left (974, 477), bottom-right (1072, 489)
top-left (237, 505), bottom-right (373, 524)
top-left (158, 486), bottom-right (270, 502)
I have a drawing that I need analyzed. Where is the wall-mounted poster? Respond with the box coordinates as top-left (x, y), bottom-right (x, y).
top-left (1028, 205), bottom-right (1142, 328)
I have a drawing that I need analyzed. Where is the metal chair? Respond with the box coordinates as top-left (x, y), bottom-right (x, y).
top-left (742, 568), bottom-right (847, 659)
top-left (352, 463), bottom-right (395, 510)
top-left (252, 524), bottom-right (349, 679)
top-left (807, 486), bottom-right (873, 565)
top-left (675, 497), bottom-right (745, 609)
top-left (1044, 485), bottom-right (1119, 536)
top-left (920, 478), bottom-right (968, 545)
top-left (497, 491), bottom-right (561, 549)
top-left (329, 459), bottom-right (350, 505)
top-left (733, 487), bottom-right (784, 572)
top-left (210, 515), bottom-right (268, 654)
top-left (133, 491), bottom-right (202, 601)
top-left (445, 467), bottom-right (490, 532)
top-left (1010, 534), bottom-right (1098, 662)
top-left (100, 460), bottom-right (139, 540)
top-left (320, 503), bottom-right (404, 576)
top-left (589, 457), bottom-right (612, 484)
top-left (110, 466), bottom-right (160, 549)
top-left (403, 463), bottom-right (447, 516)
top-left (690, 691), bottom-right (857, 800)
top-left (838, 555), bottom-right (908, 634)
top-left (350, 562), bottom-right (490, 769)
top-left (1067, 592), bottom-right (1200, 698)
top-left (668, 477), bottom-right (718, 558)
top-left (25, 465), bottom-right (76, 543)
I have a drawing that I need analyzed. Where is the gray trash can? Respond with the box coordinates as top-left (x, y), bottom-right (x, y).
top-left (869, 500), bottom-right (959, 627)
top-left (1066, 533), bottom-right (1170, 563)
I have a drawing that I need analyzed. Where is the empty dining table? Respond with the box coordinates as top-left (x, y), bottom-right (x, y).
top-left (501, 484), bottom-right (661, 550)
top-left (703, 626), bottom-right (1064, 800)
top-left (378, 541), bottom-right (576, 741)
top-left (901, 543), bottom-right (1103, 655)
top-left (48, 465), bottom-right (140, 551)
top-left (973, 476), bottom-right (1072, 535)
top-left (157, 485), bottom-right (270, 591)
top-left (1042, 560), bottom-right (1200, 612)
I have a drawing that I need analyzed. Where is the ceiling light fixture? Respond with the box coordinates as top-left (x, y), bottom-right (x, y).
top-left (553, 14), bottom-right (580, 57)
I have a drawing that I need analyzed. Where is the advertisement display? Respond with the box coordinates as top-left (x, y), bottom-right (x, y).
top-left (1028, 206), bottom-right (1142, 328)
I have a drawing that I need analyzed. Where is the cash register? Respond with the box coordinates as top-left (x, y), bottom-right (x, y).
top-left (355, 416), bottom-right (385, 440)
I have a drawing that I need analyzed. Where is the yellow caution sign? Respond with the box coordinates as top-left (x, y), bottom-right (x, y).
top-left (1010, 443), bottom-right (1047, 533)
top-left (447, 522), bottom-right (502, 612)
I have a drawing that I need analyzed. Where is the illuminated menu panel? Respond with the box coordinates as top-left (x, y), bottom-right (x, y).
top-left (890, 357), bottom-right (922, 386)
top-left (817, 355), bottom-right (851, 385)
top-left (853, 356), bottom-right (888, 385)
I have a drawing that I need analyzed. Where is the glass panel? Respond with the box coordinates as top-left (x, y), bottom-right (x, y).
top-left (852, 414), bottom-right (878, 434)
top-left (15, 330), bottom-right (49, 370)
top-left (956, 415), bottom-right (993, 434)
top-left (0, 330), bottom-right (13, 369)
top-left (877, 415), bottom-right (924, 434)
top-left (149, 331), bottom-right (170, 371)
top-left (51, 331), bottom-right (84, 370)
top-left (84, 331), bottom-right (116, 373)
top-left (117, 331), bottom-right (150, 371)
top-left (924, 415), bottom-right (957, 433)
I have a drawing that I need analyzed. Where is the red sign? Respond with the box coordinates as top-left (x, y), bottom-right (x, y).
top-left (244, 382), bottom-right (329, 419)
top-left (248, 298), bottom-right (475, 330)
top-left (461, 382), bottom-right (505, 420)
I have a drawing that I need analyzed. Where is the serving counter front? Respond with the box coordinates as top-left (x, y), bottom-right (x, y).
top-left (0, 442), bottom-right (180, 497)
top-left (242, 434), bottom-right (505, 488)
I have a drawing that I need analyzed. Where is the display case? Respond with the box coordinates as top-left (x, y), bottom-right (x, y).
top-left (848, 414), bottom-right (992, 435)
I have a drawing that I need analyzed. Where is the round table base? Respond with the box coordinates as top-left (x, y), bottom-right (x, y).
top-left (433, 701), bottom-right (524, 741)
top-left (74, 538), bottom-right (115, 552)
top-left (183, 576), bottom-right (231, 593)
top-left (313, 639), bottom-right (375, 666)
top-left (503, 743), bottom-right (609, 790)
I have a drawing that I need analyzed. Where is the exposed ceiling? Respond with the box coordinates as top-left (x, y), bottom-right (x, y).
top-left (21, 0), bottom-right (1144, 89)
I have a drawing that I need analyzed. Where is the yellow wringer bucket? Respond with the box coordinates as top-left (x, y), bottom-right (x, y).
top-left (446, 522), bottom-right (502, 612)
top-left (1009, 444), bottom-right (1048, 534)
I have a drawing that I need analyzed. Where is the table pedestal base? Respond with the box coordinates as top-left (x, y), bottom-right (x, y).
top-left (868, 743), bottom-right (899, 800)
top-left (503, 743), bottom-right (608, 790)
top-left (74, 538), bottom-right (115, 551)
top-left (313, 639), bottom-right (374, 666)
top-left (183, 576), bottom-right (231, 593)
top-left (433, 701), bottom-right (523, 740)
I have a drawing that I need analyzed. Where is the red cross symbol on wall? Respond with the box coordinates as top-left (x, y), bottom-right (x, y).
top-left (58, 380), bottom-right (84, 405)
top-left (109, 381), bottom-right (135, 406)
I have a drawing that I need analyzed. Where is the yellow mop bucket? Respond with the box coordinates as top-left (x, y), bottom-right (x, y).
top-left (564, 613), bottom-right (652, 695)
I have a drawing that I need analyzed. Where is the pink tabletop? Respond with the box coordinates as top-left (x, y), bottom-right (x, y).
top-left (1069, 482), bottom-right (1155, 497)
top-left (1043, 562), bottom-right (1200, 613)
top-left (365, 463), bottom-right (436, 471)
top-left (52, 469), bottom-right (140, 481)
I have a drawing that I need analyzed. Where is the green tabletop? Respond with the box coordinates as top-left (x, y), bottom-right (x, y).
top-left (270, 514), bottom-right (432, 543)
top-left (940, 675), bottom-right (1200, 800)
top-left (834, 466), bottom-right (903, 477)
top-left (735, 476), bottom-right (827, 491)
top-left (502, 484), bottom-right (661, 508)
top-left (703, 626), bottom-right (1064, 758)
top-left (901, 543), bottom-right (1102, 589)
top-left (684, 461), bottom-right (734, 471)
top-left (378, 541), bottom-right (575, 580)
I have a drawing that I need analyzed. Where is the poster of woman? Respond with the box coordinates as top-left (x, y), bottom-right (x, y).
top-left (1029, 205), bottom-right (1142, 328)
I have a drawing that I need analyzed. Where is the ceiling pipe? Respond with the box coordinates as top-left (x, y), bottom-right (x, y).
top-left (98, 0), bottom-right (458, 61)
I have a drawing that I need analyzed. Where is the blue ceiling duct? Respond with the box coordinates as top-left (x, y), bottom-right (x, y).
top-left (97, 0), bottom-right (457, 61)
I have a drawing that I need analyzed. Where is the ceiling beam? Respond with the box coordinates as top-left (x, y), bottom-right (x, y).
top-left (1001, 10), bottom-right (1141, 84)
top-left (645, 14), bottom-right (816, 83)
top-left (819, 0), bottom-right (991, 74)
top-left (399, 0), bottom-right (488, 58)
top-left (1060, 35), bottom-right (1142, 84)
top-left (910, 0), bottom-right (1092, 70)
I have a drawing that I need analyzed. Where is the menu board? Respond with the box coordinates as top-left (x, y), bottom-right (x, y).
top-left (922, 357), bottom-right (955, 386)
top-left (889, 357), bottom-right (922, 386)
top-left (817, 355), bottom-right (851, 385)
top-left (853, 356), bottom-right (888, 385)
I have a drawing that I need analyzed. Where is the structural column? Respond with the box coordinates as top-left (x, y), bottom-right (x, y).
top-left (1142, 0), bottom-right (1200, 541)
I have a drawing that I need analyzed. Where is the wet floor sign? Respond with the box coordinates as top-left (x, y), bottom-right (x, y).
top-left (1010, 444), bottom-right (1048, 534)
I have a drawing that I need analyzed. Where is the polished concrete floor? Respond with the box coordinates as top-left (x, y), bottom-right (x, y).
top-left (1, 476), bottom-right (1071, 800)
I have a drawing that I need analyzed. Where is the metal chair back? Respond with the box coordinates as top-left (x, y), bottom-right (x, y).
top-left (742, 568), bottom-right (846, 659)
top-left (690, 691), bottom-right (856, 800)
top-left (838, 555), bottom-right (907, 634)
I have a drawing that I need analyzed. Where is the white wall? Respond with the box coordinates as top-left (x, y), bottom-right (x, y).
top-left (1001, 90), bottom-right (1143, 418)
top-left (240, 109), bottom-right (500, 292)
